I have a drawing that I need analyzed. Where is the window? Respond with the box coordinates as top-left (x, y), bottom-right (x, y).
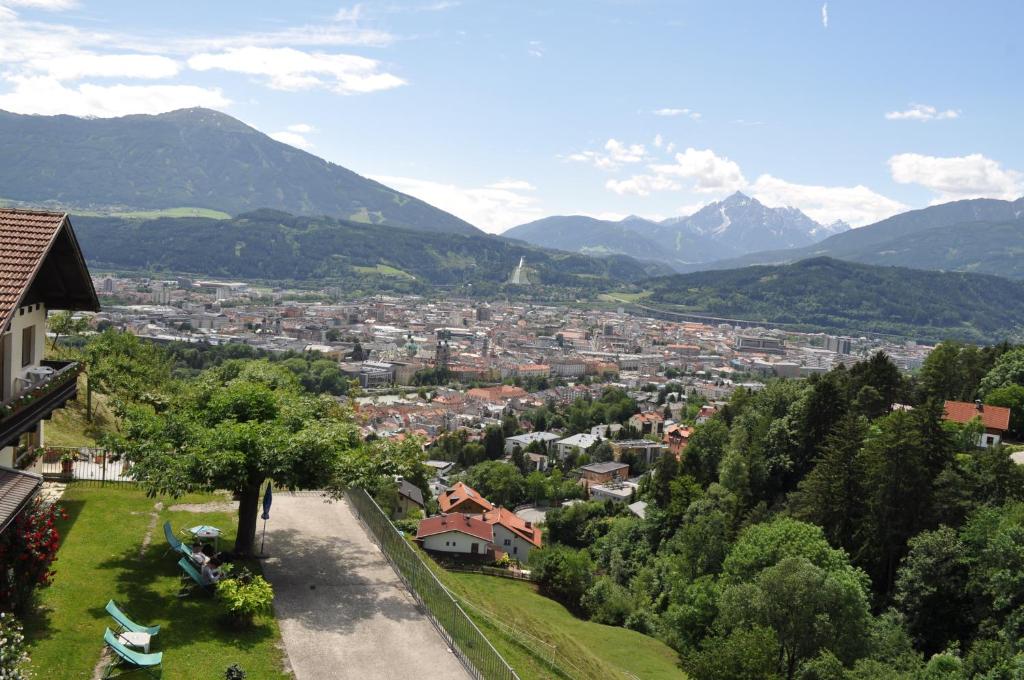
top-left (21, 326), bottom-right (34, 367)
top-left (513, 547), bottom-right (518, 554)
top-left (503, 539), bottom-right (511, 546)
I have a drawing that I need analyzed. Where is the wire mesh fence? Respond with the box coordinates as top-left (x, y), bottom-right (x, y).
top-left (346, 487), bottom-right (520, 680)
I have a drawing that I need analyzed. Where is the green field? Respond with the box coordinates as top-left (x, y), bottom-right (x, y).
top-left (434, 569), bottom-right (685, 680)
top-left (73, 206), bottom-right (232, 220)
top-left (352, 263), bottom-right (416, 279)
top-left (598, 291), bottom-right (651, 303)
top-left (24, 487), bottom-right (289, 680)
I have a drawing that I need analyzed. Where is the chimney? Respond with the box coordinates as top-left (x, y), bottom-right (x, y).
top-left (976, 399), bottom-right (984, 411)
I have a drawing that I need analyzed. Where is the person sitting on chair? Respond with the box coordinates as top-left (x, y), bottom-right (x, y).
top-left (189, 542), bottom-right (210, 566)
top-left (201, 557), bottom-right (223, 587)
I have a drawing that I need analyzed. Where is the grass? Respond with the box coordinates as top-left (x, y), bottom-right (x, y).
top-left (597, 291), bottom-right (651, 303)
top-left (72, 207), bottom-right (232, 220)
top-left (44, 377), bottom-right (117, 448)
top-left (422, 554), bottom-right (685, 680)
top-left (352, 264), bottom-right (416, 280)
top-left (24, 486), bottom-right (290, 680)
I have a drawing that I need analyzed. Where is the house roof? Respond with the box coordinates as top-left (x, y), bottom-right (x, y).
top-left (484, 506), bottom-right (542, 547)
top-left (943, 400), bottom-right (1011, 432)
top-left (438, 481), bottom-right (494, 513)
top-left (0, 209), bottom-right (100, 332)
top-left (416, 513), bottom-right (494, 543)
top-left (0, 467), bottom-right (43, 535)
top-left (398, 479), bottom-right (424, 506)
top-left (580, 461), bottom-right (629, 474)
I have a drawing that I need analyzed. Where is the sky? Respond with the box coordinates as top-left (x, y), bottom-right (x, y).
top-left (1, 0), bottom-right (1022, 233)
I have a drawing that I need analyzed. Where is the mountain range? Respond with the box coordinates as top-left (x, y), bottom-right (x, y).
top-left (503, 192), bottom-right (850, 269)
top-left (73, 209), bottom-right (666, 292)
top-left (642, 257), bottom-right (1024, 344)
top-left (687, 196), bottom-right (1024, 277)
top-left (0, 107), bottom-right (480, 235)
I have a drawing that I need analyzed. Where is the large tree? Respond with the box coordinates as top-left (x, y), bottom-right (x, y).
top-left (113, 360), bottom-right (362, 554)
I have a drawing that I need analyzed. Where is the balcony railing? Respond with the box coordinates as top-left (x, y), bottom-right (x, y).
top-left (0, 360), bottom-right (82, 450)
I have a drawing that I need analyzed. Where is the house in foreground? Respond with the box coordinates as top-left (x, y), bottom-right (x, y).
top-left (483, 506), bottom-right (543, 561)
top-left (943, 400), bottom-right (1011, 448)
top-left (416, 513), bottom-right (495, 557)
top-left (1, 209), bottom-right (99, 470)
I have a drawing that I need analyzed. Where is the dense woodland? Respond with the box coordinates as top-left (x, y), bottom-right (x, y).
top-left (645, 257), bottom-right (1024, 344)
top-left (74, 209), bottom-right (663, 296)
top-left (524, 343), bottom-right (1024, 679)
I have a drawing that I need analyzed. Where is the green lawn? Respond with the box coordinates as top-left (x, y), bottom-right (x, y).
top-left (352, 263), bottom-right (416, 280)
top-left (44, 377), bottom-right (117, 448)
top-left (24, 486), bottom-right (290, 680)
top-left (433, 569), bottom-right (685, 680)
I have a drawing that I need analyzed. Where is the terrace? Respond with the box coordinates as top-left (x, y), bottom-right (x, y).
top-left (0, 360), bottom-right (81, 452)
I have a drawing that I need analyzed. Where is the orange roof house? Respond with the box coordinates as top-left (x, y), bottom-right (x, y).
top-left (416, 513), bottom-right (494, 543)
top-left (437, 481), bottom-right (494, 514)
top-left (943, 400), bottom-right (1012, 449)
top-left (483, 506), bottom-right (543, 548)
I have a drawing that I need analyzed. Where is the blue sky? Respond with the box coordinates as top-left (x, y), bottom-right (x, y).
top-left (1, 0), bottom-right (1021, 232)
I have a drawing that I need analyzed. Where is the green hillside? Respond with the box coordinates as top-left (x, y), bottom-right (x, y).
top-left (646, 256), bottom-right (1024, 343)
top-left (438, 571), bottom-right (686, 680)
top-left (73, 209), bottom-right (665, 293)
top-left (0, 107), bottom-right (479, 235)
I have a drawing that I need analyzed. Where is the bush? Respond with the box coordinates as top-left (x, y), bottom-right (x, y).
top-left (530, 546), bottom-right (593, 613)
top-left (225, 664), bottom-right (247, 680)
top-left (0, 612), bottom-right (30, 679)
top-left (0, 499), bottom-right (64, 613)
top-left (216, 567), bottom-right (274, 627)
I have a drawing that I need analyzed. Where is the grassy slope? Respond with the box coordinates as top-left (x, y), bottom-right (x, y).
top-left (44, 377), bottom-right (117, 448)
top-left (73, 207), bottom-right (232, 220)
top-left (431, 566), bottom-right (684, 680)
top-left (25, 487), bottom-right (290, 680)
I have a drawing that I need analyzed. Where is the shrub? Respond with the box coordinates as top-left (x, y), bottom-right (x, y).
top-left (530, 546), bottom-right (593, 613)
top-left (0, 612), bottom-right (30, 679)
top-left (216, 567), bottom-right (274, 627)
top-left (0, 499), bottom-right (65, 613)
top-left (224, 663), bottom-right (247, 680)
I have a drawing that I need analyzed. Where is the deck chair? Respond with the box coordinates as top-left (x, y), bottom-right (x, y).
top-left (163, 522), bottom-right (192, 559)
top-left (103, 628), bottom-right (162, 678)
top-left (176, 557), bottom-right (213, 597)
top-left (105, 600), bottom-right (160, 637)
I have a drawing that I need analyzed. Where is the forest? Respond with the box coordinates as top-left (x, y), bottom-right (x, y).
top-left (522, 343), bottom-right (1024, 679)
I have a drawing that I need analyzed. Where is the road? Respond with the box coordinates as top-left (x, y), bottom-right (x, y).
top-left (261, 493), bottom-right (470, 680)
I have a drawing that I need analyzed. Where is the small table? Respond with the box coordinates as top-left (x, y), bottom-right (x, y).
top-left (187, 525), bottom-right (222, 552)
top-left (118, 631), bottom-right (151, 653)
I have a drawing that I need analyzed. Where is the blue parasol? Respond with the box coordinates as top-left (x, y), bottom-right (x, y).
top-left (260, 482), bottom-right (273, 554)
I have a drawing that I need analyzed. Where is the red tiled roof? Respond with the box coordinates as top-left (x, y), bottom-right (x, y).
top-left (0, 208), bottom-right (98, 331)
top-left (438, 481), bottom-right (494, 513)
top-left (416, 513), bottom-right (494, 543)
top-left (484, 506), bottom-right (543, 548)
top-left (943, 400), bottom-right (1011, 432)
top-left (0, 209), bottom-right (67, 330)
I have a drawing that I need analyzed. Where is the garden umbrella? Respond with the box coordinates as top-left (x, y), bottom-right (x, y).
top-left (260, 482), bottom-right (273, 554)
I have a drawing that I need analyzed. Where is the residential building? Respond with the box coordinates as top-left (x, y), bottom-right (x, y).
top-left (437, 481), bottom-right (494, 514)
top-left (943, 400), bottom-right (1011, 448)
top-left (394, 479), bottom-right (425, 519)
top-left (416, 513), bottom-right (495, 556)
top-left (579, 461), bottom-right (630, 487)
top-left (483, 506), bottom-right (543, 561)
top-left (612, 439), bottom-right (668, 466)
top-left (628, 411), bottom-right (665, 436)
top-left (504, 431), bottom-right (560, 455)
top-left (555, 433), bottom-right (600, 459)
top-left (1, 209), bottom-right (99, 469)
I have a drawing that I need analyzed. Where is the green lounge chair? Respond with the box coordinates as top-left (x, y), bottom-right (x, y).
top-left (105, 600), bottom-right (160, 636)
top-left (177, 557), bottom-right (213, 596)
top-left (103, 627), bottom-right (162, 678)
top-left (163, 522), bottom-right (192, 559)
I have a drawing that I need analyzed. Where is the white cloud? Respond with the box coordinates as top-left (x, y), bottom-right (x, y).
top-left (286, 123), bottom-right (315, 133)
top-left (2, 0), bottom-right (77, 9)
top-left (885, 104), bottom-right (960, 122)
top-left (373, 175), bottom-right (543, 233)
top-left (334, 4), bottom-right (363, 22)
top-left (269, 130), bottom-right (314, 149)
top-left (528, 40), bottom-right (544, 58)
top-left (30, 53), bottom-right (180, 80)
top-left (648, 147), bottom-right (747, 194)
top-left (821, 2), bottom-right (828, 28)
top-left (188, 46), bottom-right (405, 94)
top-left (566, 138), bottom-right (647, 170)
top-left (889, 152), bottom-right (1024, 201)
top-left (750, 174), bottom-right (907, 226)
top-left (487, 179), bottom-right (535, 191)
top-left (652, 107), bottom-right (701, 120)
top-left (653, 133), bottom-right (663, 148)
top-left (0, 76), bottom-right (230, 116)
top-left (605, 174), bottom-right (681, 197)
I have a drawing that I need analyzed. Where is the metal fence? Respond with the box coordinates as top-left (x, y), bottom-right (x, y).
top-left (346, 487), bottom-right (520, 680)
top-left (38, 447), bottom-right (137, 487)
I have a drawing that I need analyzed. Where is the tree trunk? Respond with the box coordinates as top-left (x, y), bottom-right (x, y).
top-left (234, 479), bottom-right (264, 555)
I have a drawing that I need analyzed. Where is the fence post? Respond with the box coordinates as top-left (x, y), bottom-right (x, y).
top-left (101, 449), bottom-right (107, 487)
